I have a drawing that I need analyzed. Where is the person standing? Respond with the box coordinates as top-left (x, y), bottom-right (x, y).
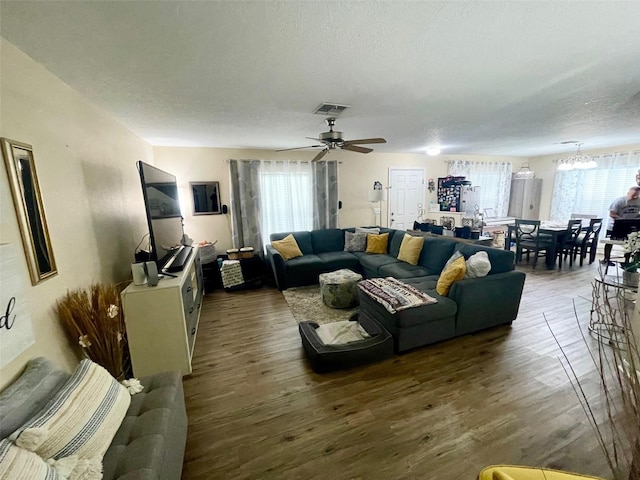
top-left (603, 185), bottom-right (640, 263)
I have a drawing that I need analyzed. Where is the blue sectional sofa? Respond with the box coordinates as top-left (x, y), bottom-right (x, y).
top-left (266, 227), bottom-right (526, 352)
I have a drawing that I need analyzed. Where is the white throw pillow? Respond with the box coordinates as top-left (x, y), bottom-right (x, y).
top-left (0, 439), bottom-right (62, 480)
top-left (355, 227), bottom-right (380, 234)
top-left (11, 359), bottom-right (130, 466)
top-left (465, 251), bottom-right (492, 278)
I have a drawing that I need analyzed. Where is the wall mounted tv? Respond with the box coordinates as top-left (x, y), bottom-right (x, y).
top-left (137, 161), bottom-right (184, 269)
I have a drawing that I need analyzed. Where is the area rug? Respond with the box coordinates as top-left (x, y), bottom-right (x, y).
top-left (282, 285), bottom-right (359, 325)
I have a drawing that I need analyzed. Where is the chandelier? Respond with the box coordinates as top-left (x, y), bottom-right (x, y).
top-left (513, 163), bottom-right (535, 179)
top-left (557, 143), bottom-right (597, 171)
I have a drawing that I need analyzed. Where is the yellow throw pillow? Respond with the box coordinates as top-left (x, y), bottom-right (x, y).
top-left (365, 233), bottom-right (389, 254)
top-left (397, 234), bottom-right (424, 265)
top-left (271, 234), bottom-right (303, 260)
top-left (436, 256), bottom-right (466, 296)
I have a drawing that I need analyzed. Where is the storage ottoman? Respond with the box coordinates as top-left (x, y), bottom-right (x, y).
top-left (298, 312), bottom-right (394, 373)
top-left (319, 268), bottom-right (363, 308)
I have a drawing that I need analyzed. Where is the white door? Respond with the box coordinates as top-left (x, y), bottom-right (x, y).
top-left (388, 169), bottom-right (425, 230)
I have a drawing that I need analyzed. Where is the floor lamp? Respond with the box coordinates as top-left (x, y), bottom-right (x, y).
top-left (368, 188), bottom-right (387, 227)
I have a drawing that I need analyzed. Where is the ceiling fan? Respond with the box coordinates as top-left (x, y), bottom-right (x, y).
top-left (277, 117), bottom-right (386, 162)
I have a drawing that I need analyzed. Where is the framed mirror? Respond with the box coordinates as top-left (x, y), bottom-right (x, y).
top-left (190, 181), bottom-right (222, 215)
top-left (1, 138), bottom-right (57, 285)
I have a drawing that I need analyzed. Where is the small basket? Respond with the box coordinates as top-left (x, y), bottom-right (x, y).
top-left (227, 247), bottom-right (254, 260)
top-left (199, 243), bottom-right (217, 264)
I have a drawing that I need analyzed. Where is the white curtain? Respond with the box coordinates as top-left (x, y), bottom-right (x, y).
top-left (258, 160), bottom-right (314, 247)
top-left (448, 160), bottom-right (512, 216)
top-left (550, 151), bottom-right (640, 226)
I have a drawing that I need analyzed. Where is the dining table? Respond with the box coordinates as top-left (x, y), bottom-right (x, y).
top-left (504, 221), bottom-right (570, 269)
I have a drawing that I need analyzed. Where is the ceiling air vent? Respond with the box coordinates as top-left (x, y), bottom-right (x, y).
top-left (313, 103), bottom-right (350, 116)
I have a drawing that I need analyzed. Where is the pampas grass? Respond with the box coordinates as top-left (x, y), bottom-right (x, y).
top-left (546, 268), bottom-right (640, 480)
top-left (56, 283), bottom-right (130, 380)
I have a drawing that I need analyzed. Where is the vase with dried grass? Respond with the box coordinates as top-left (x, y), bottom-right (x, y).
top-left (56, 282), bottom-right (131, 381)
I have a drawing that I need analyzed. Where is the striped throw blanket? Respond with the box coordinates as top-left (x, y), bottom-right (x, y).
top-left (358, 277), bottom-right (437, 314)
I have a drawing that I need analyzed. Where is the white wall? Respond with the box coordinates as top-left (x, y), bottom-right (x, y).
top-left (528, 143), bottom-right (640, 220)
top-left (154, 146), bottom-right (525, 251)
top-left (0, 40), bottom-right (153, 388)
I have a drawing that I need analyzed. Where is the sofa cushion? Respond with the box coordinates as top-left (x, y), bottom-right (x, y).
top-left (270, 231), bottom-right (313, 255)
top-left (311, 229), bottom-right (345, 253)
top-left (0, 357), bottom-right (70, 439)
top-left (284, 253), bottom-right (323, 272)
top-left (271, 234), bottom-right (303, 260)
top-left (378, 262), bottom-right (431, 279)
top-left (358, 253), bottom-right (398, 276)
top-left (359, 288), bottom-right (457, 329)
top-left (317, 251), bottom-right (360, 271)
top-left (344, 231), bottom-right (367, 252)
top-left (402, 275), bottom-right (440, 291)
top-left (11, 359), bottom-right (131, 461)
top-left (418, 237), bottom-right (457, 274)
top-left (397, 234), bottom-right (424, 265)
top-left (388, 230), bottom-right (404, 257)
top-left (102, 371), bottom-right (187, 480)
top-left (454, 243), bottom-right (514, 274)
top-left (366, 233), bottom-right (389, 254)
top-left (436, 255), bottom-right (466, 296)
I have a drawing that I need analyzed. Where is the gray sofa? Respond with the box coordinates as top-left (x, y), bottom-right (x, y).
top-left (266, 227), bottom-right (526, 352)
top-left (0, 357), bottom-right (187, 480)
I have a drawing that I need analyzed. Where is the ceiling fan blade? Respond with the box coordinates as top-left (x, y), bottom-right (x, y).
top-left (343, 138), bottom-right (386, 145)
top-left (311, 148), bottom-right (330, 162)
top-left (276, 144), bottom-right (324, 152)
top-left (343, 144), bottom-right (373, 154)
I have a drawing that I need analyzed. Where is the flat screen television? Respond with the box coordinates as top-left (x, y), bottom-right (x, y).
top-left (137, 161), bottom-right (184, 269)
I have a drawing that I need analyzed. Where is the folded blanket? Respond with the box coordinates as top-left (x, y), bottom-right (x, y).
top-left (220, 260), bottom-right (244, 288)
top-left (315, 321), bottom-right (371, 345)
top-left (358, 277), bottom-right (437, 314)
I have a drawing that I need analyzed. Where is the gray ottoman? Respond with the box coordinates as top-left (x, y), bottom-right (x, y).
top-left (319, 268), bottom-right (363, 308)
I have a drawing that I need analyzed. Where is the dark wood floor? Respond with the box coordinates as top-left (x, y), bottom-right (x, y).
top-left (182, 255), bottom-right (617, 480)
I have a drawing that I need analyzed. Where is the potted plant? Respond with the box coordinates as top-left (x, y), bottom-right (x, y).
top-left (622, 231), bottom-right (640, 287)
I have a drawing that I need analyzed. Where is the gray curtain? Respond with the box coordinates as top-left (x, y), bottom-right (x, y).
top-left (312, 161), bottom-right (339, 229)
top-left (229, 159), bottom-right (264, 254)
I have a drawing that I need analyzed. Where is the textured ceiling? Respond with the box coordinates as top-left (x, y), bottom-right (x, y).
top-left (1, 1), bottom-right (640, 157)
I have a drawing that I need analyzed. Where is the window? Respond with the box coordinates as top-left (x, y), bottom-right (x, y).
top-left (550, 151), bottom-right (640, 226)
top-left (259, 161), bottom-right (313, 246)
top-left (448, 161), bottom-right (512, 216)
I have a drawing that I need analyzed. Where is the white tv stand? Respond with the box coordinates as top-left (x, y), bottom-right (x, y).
top-left (122, 245), bottom-right (204, 377)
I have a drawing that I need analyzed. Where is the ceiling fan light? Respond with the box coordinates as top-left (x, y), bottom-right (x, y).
top-left (426, 147), bottom-right (441, 156)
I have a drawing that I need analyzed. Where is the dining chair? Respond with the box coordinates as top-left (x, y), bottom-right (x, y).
top-left (514, 219), bottom-right (553, 269)
top-left (570, 213), bottom-right (598, 229)
top-left (557, 219), bottom-right (582, 268)
top-left (573, 218), bottom-right (603, 266)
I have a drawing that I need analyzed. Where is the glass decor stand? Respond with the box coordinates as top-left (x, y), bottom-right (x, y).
top-left (589, 265), bottom-right (636, 348)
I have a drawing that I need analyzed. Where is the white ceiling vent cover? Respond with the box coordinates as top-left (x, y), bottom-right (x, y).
top-left (313, 103), bottom-right (350, 116)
